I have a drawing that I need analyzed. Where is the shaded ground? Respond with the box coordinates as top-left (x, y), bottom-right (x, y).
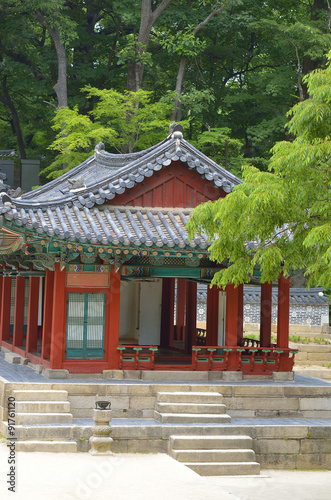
top-left (0, 445), bottom-right (330, 500)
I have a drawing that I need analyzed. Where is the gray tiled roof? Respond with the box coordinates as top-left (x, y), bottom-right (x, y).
top-left (3, 134), bottom-right (240, 209)
top-left (1, 205), bottom-right (208, 248)
top-left (244, 286), bottom-right (328, 306)
top-left (196, 285), bottom-right (328, 305)
top-left (0, 132), bottom-right (239, 248)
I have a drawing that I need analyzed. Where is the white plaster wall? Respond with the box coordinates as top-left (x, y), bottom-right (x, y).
top-left (138, 280), bottom-right (162, 345)
top-left (119, 281), bottom-right (139, 341)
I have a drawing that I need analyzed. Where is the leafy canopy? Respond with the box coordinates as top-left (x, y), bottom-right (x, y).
top-left (42, 88), bottom-right (173, 179)
top-left (187, 53), bottom-right (331, 289)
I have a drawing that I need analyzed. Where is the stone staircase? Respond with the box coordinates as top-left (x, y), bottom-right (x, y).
top-left (169, 435), bottom-right (260, 476)
top-left (154, 391), bottom-right (231, 423)
top-left (8, 389), bottom-right (77, 452)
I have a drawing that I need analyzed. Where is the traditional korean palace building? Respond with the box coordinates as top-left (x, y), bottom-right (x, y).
top-left (0, 126), bottom-right (296, 375)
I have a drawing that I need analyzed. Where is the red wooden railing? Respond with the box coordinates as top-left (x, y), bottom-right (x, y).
top-left (117, 345), bottom-right (158, 370)
top-left (192, 345), bottom-right (298, 373)
top-left (116, 344), bottom-right (298, 373)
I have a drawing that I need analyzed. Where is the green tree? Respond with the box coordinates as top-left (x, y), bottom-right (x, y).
top-left (42, 87), bottom-right (173, 179)
top-left (187, 53), bottom-right (331, 289)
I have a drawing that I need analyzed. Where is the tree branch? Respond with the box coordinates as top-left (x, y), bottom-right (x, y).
top-left (288, 39), bottom-right (304, 102)
top-left (151, 0), bottom-right (174, 24)
top-left (193, 3), bottom-right (228, 35)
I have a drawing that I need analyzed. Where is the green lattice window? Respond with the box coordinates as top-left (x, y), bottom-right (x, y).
top-left (10, 278), bottom-right (30, 335)
top-left (66, 293), bottom-right (106, 360)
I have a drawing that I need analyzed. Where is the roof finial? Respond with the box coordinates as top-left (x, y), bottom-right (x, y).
top-left (95, 142), bottom-right (105, 153)
top-left (169, 123), bottom-right (183, 140)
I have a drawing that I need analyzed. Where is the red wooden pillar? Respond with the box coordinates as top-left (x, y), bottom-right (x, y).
top-left (237, 283), bottom-right (244, 345)
top-left (277, 273), bottom-right (290, 348)
top-left (26, 277), bottom-right (40, 354)
top-left (107, 265), bottom-right (121, 369)
top-left (13, 277), bottom-right (25, 347)
top-left (0, 277), bottom-right (12, 342)
top-left (41, 270), bottom-right (55, 360)
top-left (160, 278), bottom-right (175, 347)
top-left (50, 264), bottom-right (66, 369)
top-left (260, 282), bottom-right (272, 347)
top-left (206, 285), bottom-right (219, 345)
top-left (225, 283), bottom-right (239, 346)
top-left (0, 274), bottom-right (3, 327)
top-left (185, 281), bottom-right (197, 353)
top-left (176, 278), bottom-right (186, 341)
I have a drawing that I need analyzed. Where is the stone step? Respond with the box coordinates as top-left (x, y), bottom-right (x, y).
top-left (154, 411), bottom-right (231, 424)
top-left (15, 413), bottom-right (73, 425)
top-left (171, 449), bottom-right (256, 463)
top-left (16, 441), bottom-right (77, 453)
top-left (156, 392), bottom-right (223, 404)
top-left (156, 402), bottom-right (227, 414)
top-left (15, 401), bottom-right (71, 413)
top-left (170, 435), bottom-right (253, 450)
top-left (12, 390), bottom-right (68, 401)
top-left (185, 461), bottom-right (261, 476)
top-left (7, 425), bottom-right (74, 441)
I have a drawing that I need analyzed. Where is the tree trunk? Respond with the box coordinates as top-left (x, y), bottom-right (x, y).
top-left (127, 0), bottom-right (173, 91)
top-left (171, 3), bottom-right (228, 121)
top-left (34, 11), bottom-right (68, 108)
top-left (302, 0), bottom-right (329, 98)
top-left (1, 77), bottom-right (26, 159)
top-left (170, 57), bottom-right (187, 121)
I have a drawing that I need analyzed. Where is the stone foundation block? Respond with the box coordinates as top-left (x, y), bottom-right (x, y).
top-left (141, 371), bottom-right (208, 382)
top-left (63, 384), bottom-right (105, 395)
top-left (104, 396), bottom-right (130, 410)
top-left (294, 453), bottom-right (331, 469)
top-left (254, 425), bottom-right (308, 439)
top-left (208, 372), bottom-right (223, 381)
top-left (111, 426), bottom-right (162, 439)
top-left (301, 438), bottom-right (331, 454)
top-left (301, 410), bottom-right (331, 418)
top-left (256, 453), bottom-right (294, 469)
top-left (43, 369), bottom-right (70, 379)
top-left (129, 396), bottom-right (156, 410)
top-left (254, 438), bottom-right (300, 454)
top-left (127, 439), bottom-right (167, 453)
top-left (233, 386), bottom-right (284, 397)
top-left (4, 353), bottom-right (22, 364)
top-left (307, 427), bottom-right (331, 438)
top-left (284, 387), bottom-right (331, 397)
top-left (272, 372), bottom-right (294, 381)
top-left (102, 370), bottom-right (124, 379)
top-left (222, 371), bottom-right (242, 382)
top-left (126, 385), bottom-right (154, 396)
top-left (123, 370), bottom-right (141, 379)
top-left (300, 398), bottom-right (331, 411)
top-left (68, 395), bottom-right (99, 409)
top-left (111, 440), bottom-right (128, 453)
top-left (227, 397), bottom-right (299, 411)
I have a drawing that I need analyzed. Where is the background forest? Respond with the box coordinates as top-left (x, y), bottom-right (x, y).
top-left (0, 0), bottom-right (330, 184)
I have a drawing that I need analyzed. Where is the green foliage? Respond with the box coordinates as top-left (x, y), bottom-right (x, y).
top-left (42, 88), bottom-right (173, 179)
top-left (1, 0), bottom-right (331, 177)
top-left (159, 27), bottom-right (207, 57)
top-left (195, 127), bottom-right (247, 177)
top-left (188, 53), bottom-right (331, 289)
top-left (42, 105), bottom-right (117, 179)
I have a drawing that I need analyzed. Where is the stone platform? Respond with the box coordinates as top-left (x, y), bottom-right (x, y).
top-left (0, 350), bottom-right (331, 471)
